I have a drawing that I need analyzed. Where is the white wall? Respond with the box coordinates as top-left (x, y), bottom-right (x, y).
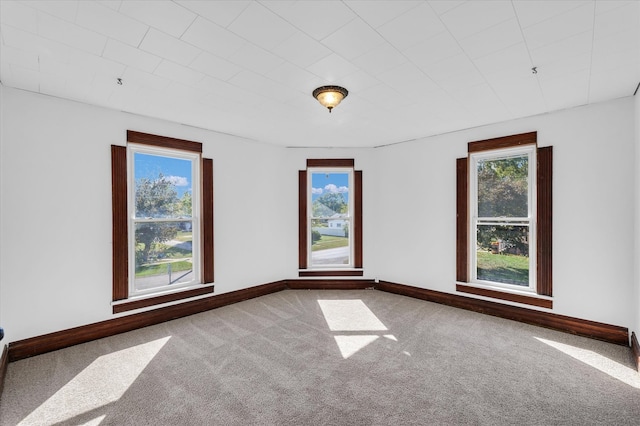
top-left (372, 97), bottom-right (637, 329)
top-left (1, 86), bottom-right (637, 344)
top-left (0, 87), bottom-right (292, 343)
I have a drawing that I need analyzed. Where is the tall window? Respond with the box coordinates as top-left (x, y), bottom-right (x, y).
top-left (309, 168), bottom-right (354, 268)
top-left (129, 145), bottom-right (200, 296)
top-left (112, 131), bottom-right (214, 313)
top-left (470, 146), bottom-right (536, 291)
top-left (456, 132), bottom-right (552, 308)
top-left (299, 159), bottom-right (362, 277)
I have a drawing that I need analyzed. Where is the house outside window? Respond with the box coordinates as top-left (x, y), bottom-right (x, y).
top-left (309, 169), bottom-right (353, 267)
top-left (299, 159), bottom-right (363, 277)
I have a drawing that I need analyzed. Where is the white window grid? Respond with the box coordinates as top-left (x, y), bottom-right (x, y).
top-left (307, 167), bottom-right (354, 269)
top-left (127, 144), bottom-right (202, 297)
top-left (469, 145), bottom-right (537, 292)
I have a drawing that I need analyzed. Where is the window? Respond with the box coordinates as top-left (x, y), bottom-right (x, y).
top-left (111, 131), bottom-right (214, 313)
top-left (470, 146), bottom-right (536, 290)
top-left (129, 145), bottom-right (200, 296)
top-left (309, 168), bottom-right (353, 267)
top-left (299, 159), bottom-right (362, 277)
top-left (456, 132), bottom-right (552, 308)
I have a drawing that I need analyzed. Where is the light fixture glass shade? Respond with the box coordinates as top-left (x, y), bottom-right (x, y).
top-left (313, 86), bottom-right (348, 112)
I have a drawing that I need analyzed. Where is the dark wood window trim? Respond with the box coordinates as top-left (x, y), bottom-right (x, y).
top-left (354, 170), bottom-right (363, 268)
top-left (111, 145), bottom-right (129, 301)
top-left (307, 158), bottom-right (354, 168)
top-left (456, 158), bottom-right (468, 283)
top-left (456, 132), bottom-right (553, 307)
top-left (468, 131), bottom-right (538, 153)
top-left (299, 159), bottom-right (363, 277)
top-left (202, 158), bottom-right (214, 283)
top-left (298, 170), bottom-right (308, 270)
top-left (455, 284), bottom-right (552, 309)
top-left (127, 130), bottom-right (202, 153)
top-left (111, 131), bottom-right (214, 312)
top-left (113, 286), bottom-right (214, 314)
top-left (536, 146), bottom-right (553, 296)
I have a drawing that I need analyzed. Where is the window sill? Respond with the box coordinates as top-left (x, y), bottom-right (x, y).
top-left (299, 269), bottom-right (363, 277)
top-left (112, 285), bottom-right (214, 314)
top-left (456, 283), bottom-right (552, 309)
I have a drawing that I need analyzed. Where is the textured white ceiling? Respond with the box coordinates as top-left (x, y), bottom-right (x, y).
top-left (1, 0), bottom-right (638, 147)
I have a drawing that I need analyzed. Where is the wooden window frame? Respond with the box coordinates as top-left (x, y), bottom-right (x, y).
top-left (111, 131), bottom-right (214, 313)
top-left (456, 132), bottom-right (553, 307)
top-left (299, 159), bottom-right (363, 277)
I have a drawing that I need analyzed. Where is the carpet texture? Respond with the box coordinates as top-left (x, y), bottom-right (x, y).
top-left (1, 289), bottom-right (639, 425)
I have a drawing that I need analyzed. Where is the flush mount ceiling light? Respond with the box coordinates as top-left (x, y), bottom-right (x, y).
top-left (312, 85), bottom-right (348, 113)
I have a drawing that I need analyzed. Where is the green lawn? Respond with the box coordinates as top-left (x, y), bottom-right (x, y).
top-left (174, 231), bottom-right (192, 242)
top-left (312, 235), bottom-right (348, 251)
top-left (135, 260), bottom-right (192, 277)
top-left (476, 251), bottom-right (529, 286)
top-left (141, 237), bottom-right (192, 259)
top-left (163, 245), bottom-right (191, 258)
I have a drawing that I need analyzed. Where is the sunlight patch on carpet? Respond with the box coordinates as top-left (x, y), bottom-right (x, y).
top-left (79, 415), bottom-right (106, 425)
top-left (319, 299), bottom-right (398, 358)
top-left (534, 337), bottom-right (640, 388)
top-left (318, 299), bottom-right (388, 331)
top-left (19, 337), bottom-right (171, 425)
top-left (333, 335), bottom-right (380, 358)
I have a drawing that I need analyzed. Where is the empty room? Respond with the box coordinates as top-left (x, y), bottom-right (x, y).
top-left (1, 1), bottom-right (640, 424)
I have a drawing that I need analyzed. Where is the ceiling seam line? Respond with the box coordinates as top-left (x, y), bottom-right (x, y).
top-left (510, 0), bottom-right (547, 110)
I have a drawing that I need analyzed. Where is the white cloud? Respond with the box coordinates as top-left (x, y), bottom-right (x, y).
top-left (312, 187), bottom-right (323, 194)
top-left (165, 175), bottom-right (189, 186)
top-left (324, 184), bottom-right (348, 193)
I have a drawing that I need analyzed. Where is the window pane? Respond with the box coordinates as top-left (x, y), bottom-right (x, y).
top-left (134, 153), bottom-right (193, 219)
top-left (477, 155), bottom-right (528, 218)
top-left (134, 222), bottom-right (193, 290)
top-left (476, 224), bottom-right (529, 286)
top-left (311, 219), bottom-right (350, 266)
top-left (311, 172), bottom-right (349, 217)
top-left (310, 172), bottom-right (350, 266)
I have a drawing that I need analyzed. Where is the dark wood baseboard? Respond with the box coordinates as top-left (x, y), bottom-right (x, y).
top-left (7, 278), bottom-right (374, 362)
top-left (632, 332), bottom-right (640, 372)
top-left (286, 279), bottom-right (375, 290)
top-left (0, 345), bottom-right (8, 400)
top-left (5, 278), bottom-right (630, 366)
top-left (377, 281), bottom-right (628, 346)
top-left (8, 281), bottom-right (287, 362)
top-left (298, 270), bottom-right (364, 277)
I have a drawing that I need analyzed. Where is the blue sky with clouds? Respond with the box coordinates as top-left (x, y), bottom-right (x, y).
top-left (134, 153), bottom-right (192, 197)
top-left (311, 172), bottom-right (349, 202)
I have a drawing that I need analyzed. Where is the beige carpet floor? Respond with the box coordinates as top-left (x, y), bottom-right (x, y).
top-left (1, 289), bottom-right (639, 425)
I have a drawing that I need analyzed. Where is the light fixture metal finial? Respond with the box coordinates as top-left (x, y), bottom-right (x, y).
top-left (313, 85), bottom-right (348, 113)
